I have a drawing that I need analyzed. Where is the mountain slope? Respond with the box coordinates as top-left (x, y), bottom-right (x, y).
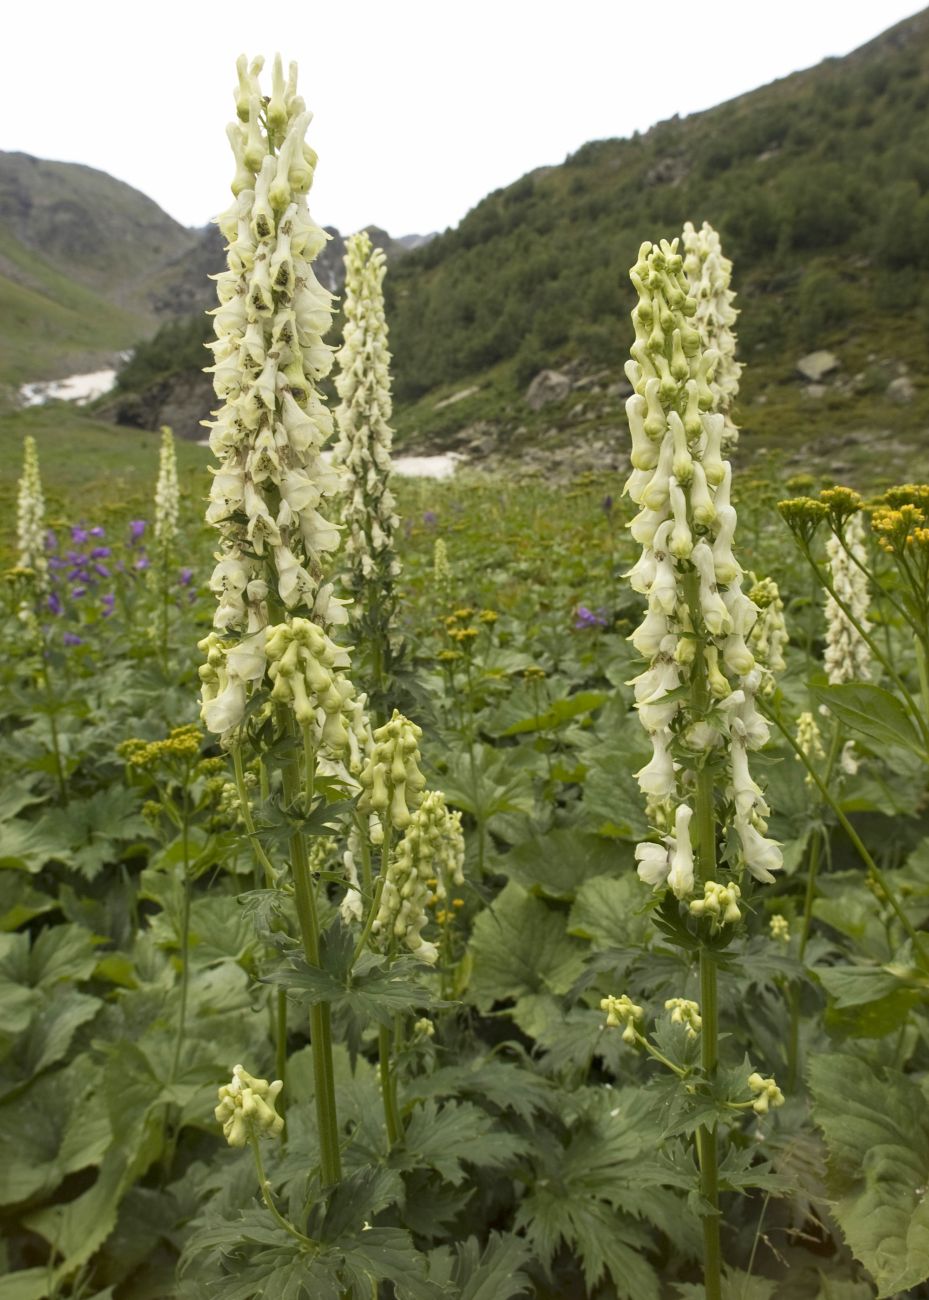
top-left (382, 6), bottom-right (929, 472)
top-left (0, 151), bottom-right (209, 388)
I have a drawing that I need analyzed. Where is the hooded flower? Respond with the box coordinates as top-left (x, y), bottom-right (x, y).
top-left (681, 221), bottom-right (742, 452)
top-left (625, 237), bottom-right (781, 906)
top-left (332, 232), bottom-right (401, 623)
top-left (200, 55), bottom-right (348, 736)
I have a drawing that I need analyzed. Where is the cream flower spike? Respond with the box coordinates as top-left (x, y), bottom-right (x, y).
top-left (333, 231), bottom-right (401, 623)
top-left (681, 220), bottom-right (742, 452)
top-left (625, 235), bottom-right (780, 910)
top-left (201, 55), bottom-right (344, 737)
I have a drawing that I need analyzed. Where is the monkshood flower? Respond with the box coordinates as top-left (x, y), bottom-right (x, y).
top-left (371, 790), bottom-right (463, 962)
top-left (154, 426), bottom-right (179, 547)
top-left (215, 1063), bottom-right (284, 1147)
top-left (201, 54), bottom-right (346, 736)
top-left (681, 221), bottom-right (742, 452)
top-left (358, 710), bottom-right (426, 832)
top-left (747, 576), bottom-right (788, 695)
top-left (795, 711), bottom-right (825, 786)
top-left (624, 238), bottom-right (781, 904)
top-left (332, 231), bottom-right (400, 621)
top-left (600, 994), bottom-right (644, 1043)
top-left (824, 510), bottom-right (871, 685)
top-left (16, 436), bottom-right (48, 596)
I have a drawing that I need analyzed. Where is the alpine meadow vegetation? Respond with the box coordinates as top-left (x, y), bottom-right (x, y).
top-left (4, 48), bottom-right (929, 1300)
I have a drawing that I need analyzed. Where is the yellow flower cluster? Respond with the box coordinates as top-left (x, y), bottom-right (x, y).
top-left (265, 618), bottom-right (357, 752)
top-left (118, 724), bottom-right (203, 768)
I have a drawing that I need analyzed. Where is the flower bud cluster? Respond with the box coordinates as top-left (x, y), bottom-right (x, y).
top-left (689, 879), bottom-right (742, 927)
top-left (600, 993), bottom-right (644, 1043)
top-left (625, 239), bottom-right (781, 901)
top-left (747, 1071), bottom-right (784, 1115)
top-left (265, 618), bottom-right (358, 755)
top-left (201, 55), bottom-right (346, 734)
top-left (769, 914), bottom-right (790, 943)
top-left (372, 790), bottom-right (462, 962)
top-left (358, 710), bottom-right (426, 831)
top-left (16, 436), bottom-right (48, 594)
top-left (795, 710), bottom-right (825, 786)
top-left (332, 232), bottom-right (401, 604)
top-left (665, 997), bottom-right (702, 1037)
top-left (215, 1063), bottom-right (284, 1147)
top-left (747, 576), bottom-right (788, 694)
top-left (681, 221), bottom-right (741, 451)
top-left (154, 426), bottom-right (179, 547)
top-left (824, 511), bottom-right (871, 685)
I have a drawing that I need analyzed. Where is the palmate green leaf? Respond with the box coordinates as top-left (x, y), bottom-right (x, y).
top-left (0, 1055), bottom-right (110, 1207)
top-left (496, 829), bottom-right (629, 900)
top-left (517, 1186), bottom-right (659, 1300)
top-left (393, 1099), bottom-right (527, 1186)
top-left (810, 1051), bottom-right (929, 1297)
top-left (39, 787), bottom-right (150, 881)
top-left (0, 1269), bottom-right (49, 1300)
top-left (673, 1266), bottom-right (778, 1298)
top-left (269, 944), bottom-right (441, 1029)
top-left (811, 682), bottom-right (927, 760)
top-left (0, 876), bottom-right (56, 932)
top-left (497, 689), bottom-right (609, 736)
top-left (813, 962), bottom-right (921, 1009)
top-left (435, 744), bottom-right (535, 821)
top-left (568, 872), bottom-right (651, 948)
top-left (406, 1053), bottom-right (555, 1122)
top-left (0, 817), bottom-right (71, 873)
top-left (576, 747), bottom-right (651, 841)
top-left (467, 881), bottom-right (586, 1015)
top-left (428, 1232), bottom-right (532, 1300)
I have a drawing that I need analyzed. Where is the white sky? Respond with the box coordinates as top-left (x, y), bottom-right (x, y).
top-left (3, 1), bottom-right (924, 237)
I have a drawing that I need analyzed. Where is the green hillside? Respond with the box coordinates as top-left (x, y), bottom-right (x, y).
top-left (0, 151), bottom-right (203, 389)
top-left (0, 229), bottom-right (144, 386)
top-left (382, 7), bottom-right (929, 468)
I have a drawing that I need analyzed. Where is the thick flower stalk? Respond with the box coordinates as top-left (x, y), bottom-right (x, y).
top-left (625, 238), bottom-right (782, 898)
top-left (824, 511), bottom-right (871, 685)
top-left (681, 222), bottom-right (742, 452)
top-left (624, 236), bottom-right (779, 1300)
top-left (16, 436), bottom-right (48, 595)
top-left (202, 54), bottom-right (345, 736)
top-left (332, 231), bottom-right (400, 669)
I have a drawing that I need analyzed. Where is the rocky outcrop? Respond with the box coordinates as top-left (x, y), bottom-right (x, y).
top-left (525, 369), bottom-right (572, 410)
top-left (98, 370), bottom-right (214, 440)
top-left (796, 351), bottom-right (840, 382)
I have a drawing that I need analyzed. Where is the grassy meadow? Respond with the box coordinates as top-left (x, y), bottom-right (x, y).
top-left (4, 398), bottom-right (929, 1298)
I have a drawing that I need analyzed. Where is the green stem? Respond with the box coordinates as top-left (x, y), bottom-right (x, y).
top-left (248, 1130), bottom-right (317, 1251)
top-left (169, 801), bottom-right (191, 1085)
top-left (352, 822), bottom-right (391, 967)
top-left (232, 746), bottom-right (276, 887)
top-left (280, 719), bottom-right (342, 1185)
top-left (916, 639), bottom-right (929, 739)
top-left (39, 662), bottom-right (68, 806)
top-left (768, 705), bottom-right (929, 965)
top-left (378, 1022), bottom-right (401, 1147)
top-left (275, 988), bottom-right (288, 1124)
top-left (801, 545), bottom-right (929, 754)
top-left (696, 766), bottom-right (722, 1300)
